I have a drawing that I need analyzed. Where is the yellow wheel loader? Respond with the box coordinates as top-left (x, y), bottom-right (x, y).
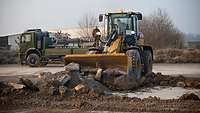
top-left (64, 11), bottom-right (153, 84)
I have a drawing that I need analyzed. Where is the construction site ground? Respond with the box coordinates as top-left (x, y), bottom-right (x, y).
top-left (0, 63), bottom-right (200, 113)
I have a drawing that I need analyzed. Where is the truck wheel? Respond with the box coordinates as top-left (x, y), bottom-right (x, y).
top-left (143, 50), bottom-right (153, 75)
top-left (27, 53), bottom-right (40, 67)
top-left (126, 49), bottom-right (142, 82)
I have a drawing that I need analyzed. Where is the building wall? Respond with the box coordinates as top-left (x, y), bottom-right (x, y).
top-left (0, 36), bottom-right (9, 49)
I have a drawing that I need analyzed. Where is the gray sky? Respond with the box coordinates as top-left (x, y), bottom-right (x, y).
top-left (0, 0), bottom-right (199, 36)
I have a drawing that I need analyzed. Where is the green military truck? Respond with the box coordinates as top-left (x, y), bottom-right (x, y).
top-left (19, 29), bottom-right (89, 67)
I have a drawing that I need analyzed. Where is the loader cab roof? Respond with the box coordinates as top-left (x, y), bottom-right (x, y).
top-left (106, 12), bottom-right (142, 20)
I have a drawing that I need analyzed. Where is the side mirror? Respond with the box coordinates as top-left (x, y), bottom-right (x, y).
top-left (99, 14), bottom-right (103, 22)
top-left (136, 12), bottom-right (142, 20)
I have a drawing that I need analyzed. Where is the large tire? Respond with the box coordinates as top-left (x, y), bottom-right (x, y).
top-left (126, 49), bottom-right (142, 82)
top-left (143, 50), bottom-right (153, 75)
top-left (26, 53), bottom-right (40, 67)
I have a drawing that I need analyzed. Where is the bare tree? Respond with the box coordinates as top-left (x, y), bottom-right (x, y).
top-left (77, 13), bottom-right (98, 41)
top-left (140, 8), bottom-right (184, 49)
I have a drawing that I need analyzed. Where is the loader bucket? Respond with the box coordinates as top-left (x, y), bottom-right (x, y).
top-left (64, 53), bottom-right (128, 71)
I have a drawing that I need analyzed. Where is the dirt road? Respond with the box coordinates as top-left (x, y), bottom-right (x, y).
top-left (0, 63), bottom-right (200, 77)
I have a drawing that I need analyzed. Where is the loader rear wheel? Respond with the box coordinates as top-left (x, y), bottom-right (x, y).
top-left (143, 50), bottom-right (153, 75)
top-left (126, 49), bottom-right (142, 82)
top-left (27, 53), bottom-right (40, 67)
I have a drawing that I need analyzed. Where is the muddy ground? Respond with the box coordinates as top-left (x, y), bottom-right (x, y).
top-left (0, 63), bottom-right (200, 113)
top-left (1, 92), bottom-right (200, 113)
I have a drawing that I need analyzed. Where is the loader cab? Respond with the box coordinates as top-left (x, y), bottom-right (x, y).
top-left (99, 12), bottom-right (142, 46)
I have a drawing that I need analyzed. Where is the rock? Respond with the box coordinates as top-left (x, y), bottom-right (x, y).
top-left (83, 76), bottom-right (110, 94)
top-left (67, 71), bottom-right (83, 89)
top-left (19, 78), bottom-right (39, 91)
top-left (102, 68), bottom-right (126, 77)
top-left (59, 86), bottom-right (68, 96)
top-left (49, 86), bottom-right (59, 95)
top-left (8, 82), bottom-right (25, 90)
top-left (176, 81), bottom-right (186, 88)
top-left (58, 74), bottom-right (71, 86)
top-left (38, 72), bottom-right (52, 79)
top-left (95, 68), bottom-right (103, 81)
top-left (74, 84), bottom-right (89, 94)
top-left (179, 93), bottom-right (200, 101)
top-left (64, 63), bottom-right (80, 72)
top-left (114, 76), bottom-right (139, 90)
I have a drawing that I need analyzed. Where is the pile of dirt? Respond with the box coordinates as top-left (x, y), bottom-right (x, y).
top-left (154, 48), bottom-right (200, 63)
top-left (0, 50), bottom-right (18, 64)
top-left (97, 68), bottom-right (200, 90)
top-left (179, 93), bottom-right (200, 101)
top-left (143, 72), bottom-right (200, 88)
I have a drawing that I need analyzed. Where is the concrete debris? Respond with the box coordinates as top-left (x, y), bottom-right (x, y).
top-left (58, 74), bottom-right (71, 86)
top-left (82, 75), bottom-right (110, 94)
top-left (100, 68), bottom-right (138, 90)
top-left (66, 71), bottom-right (83, 89)
top-left (95, 68), bottom-right (103, 81)
top-left (8, 83), bottom-right (25, 90)
top-left (64, 62), bottom-right (80, 72)
top-left (113, 76), bottom-right (139, 90)
top-left (38, 72), bottom-right (52, 79)
top-left (102, 68), bottom-right (126, 77)
top-left (1, 64), bottom-right (200, 98)
top-left (19, 78), bottom-right (39, 91)
top-left (74, 84), bottom-right (89, 94)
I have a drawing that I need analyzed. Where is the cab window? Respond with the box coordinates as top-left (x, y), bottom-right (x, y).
top-left (21, 34), bottom-right (31, 42)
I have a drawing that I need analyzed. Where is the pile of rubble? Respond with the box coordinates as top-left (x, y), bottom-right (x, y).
top-left (1, 63), bottom-right (200, 98)
top-left (143, 72), bottom-right (200, 88)
top-left (0, 63), bottom-right (110, 97)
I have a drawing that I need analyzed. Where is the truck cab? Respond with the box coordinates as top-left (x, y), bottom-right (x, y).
top-left (19, 29), bottom-right (89, 67)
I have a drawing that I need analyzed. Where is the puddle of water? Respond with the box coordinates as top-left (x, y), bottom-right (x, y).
top-left (112, 86), bottom-right (200, 99)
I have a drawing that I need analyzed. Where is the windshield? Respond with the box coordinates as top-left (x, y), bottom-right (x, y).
top-left (107, 14), bottom-right (135, 36)
top-left (113, 17), bottom-right (132, 35)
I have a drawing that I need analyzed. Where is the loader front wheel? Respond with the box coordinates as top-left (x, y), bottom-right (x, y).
top-left (126, 49), bottom-right (142, 82)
